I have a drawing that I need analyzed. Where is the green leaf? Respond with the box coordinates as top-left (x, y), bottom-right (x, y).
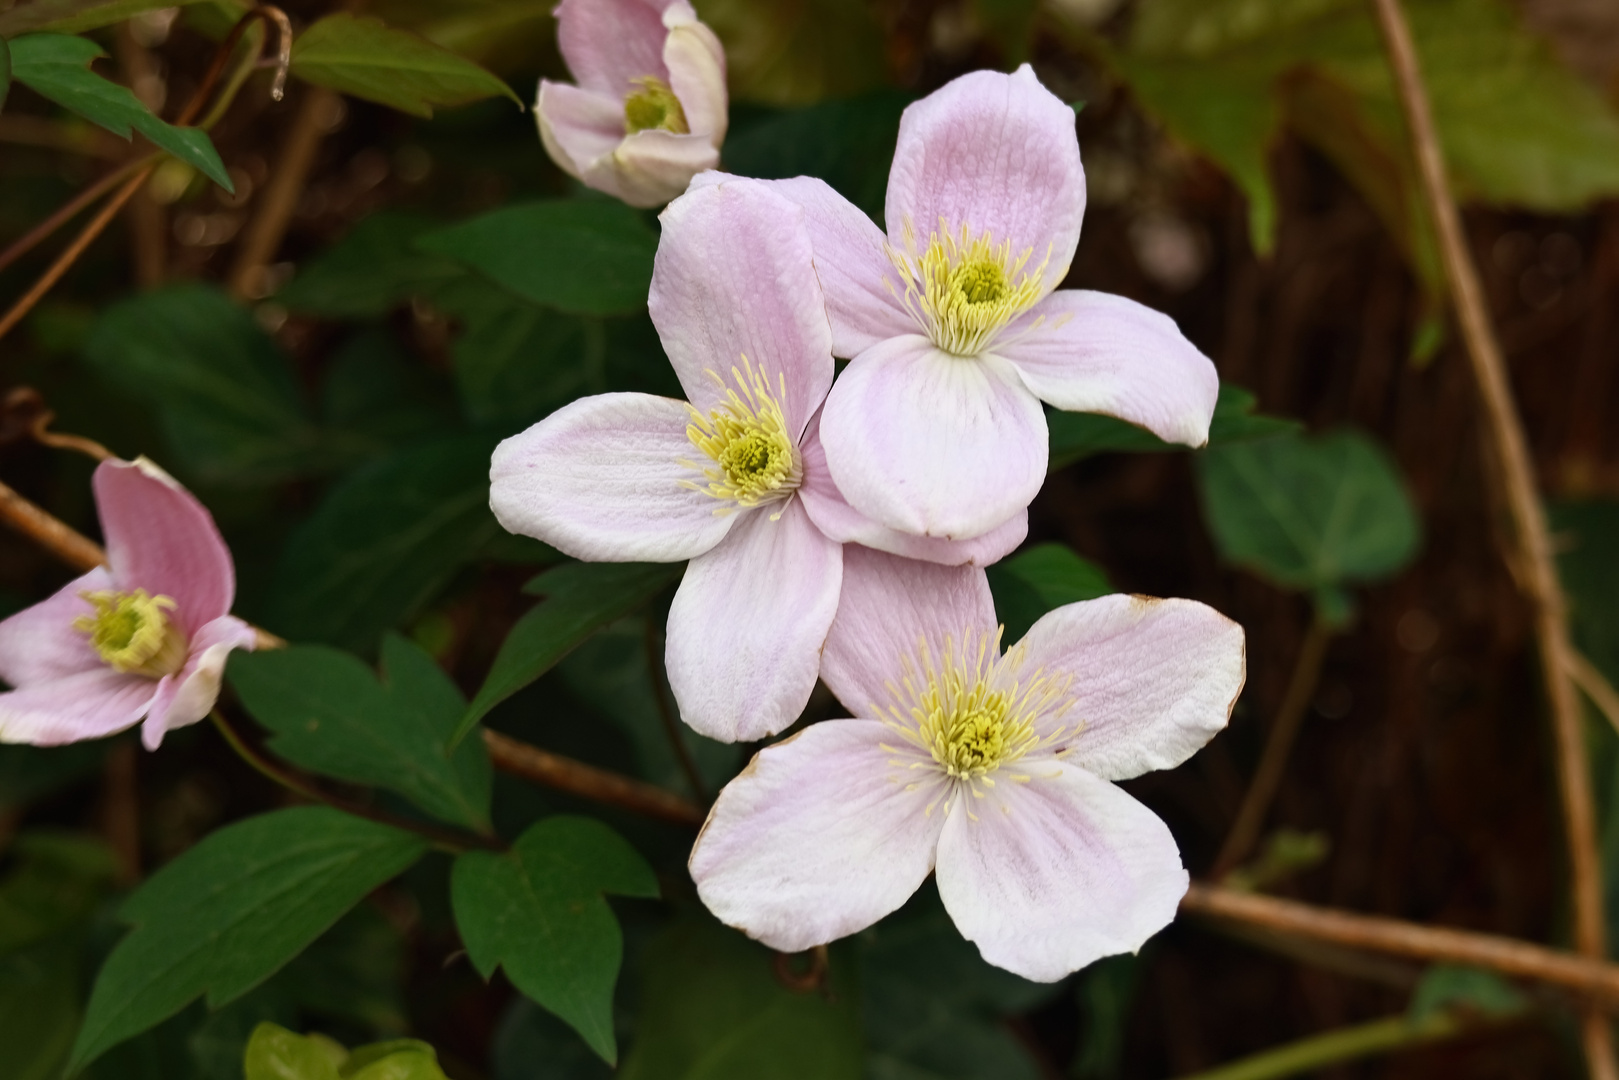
top-left (446, 295), bottom-right (607, 429)
top-left (228, 636), bottom-right (492, 831)
top-left (290, 13), bottom-right (518, 119)
top-left (70, 807), bottom-right (428, 1071)
top-left (7, 34), bottom-right (230, 188)
top-left (416, 201), bottom-right (658, 316)
top-left (454, 561), bottom-right (682, 747)
top-left (1196, 428), bottom-right (1421, 595)
top-left (276, 212), bottom-right (466, 319)
top-left (0, 937), bottom-right (81, 1080)
top-left (0, 830), bottom-right (118, 955)
top-left (1407, 965), bottom-right (1527, 1021)
top-left (1071, 954), bottom-right (1143, 1080)
top-left (617, 911), bottom-right (863, 1080)
top-left (693, 0), bottom-right (886, 105)
top-left (370, 0), bottom-right (557, 78)
top-left (0, 0), bottom-right (209, 36)
top-left (491, 999), bottom-right (613, 1080)
top-left (986, 543), bottom-right (1112, 644)
top-left (451, 817), bottom-right (657, 1063)
top-left (82, 284), bottom-right (321, 484)
top-left (267, 433), bottom-right (503, 653)
top-left (320, 329), bottom-right (461, 453)
top-left (245, 1023), bottom-right (451, 1080)
top-left (1048, 382), bottom-right (1301, 471)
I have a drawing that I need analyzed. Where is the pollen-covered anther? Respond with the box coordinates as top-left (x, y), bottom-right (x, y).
top-left (73, 588), bottom-right (188, 678)
top-left (623, 76), bottom-right (689, 134)
top-left (682, 358), bottom-right (803, 514)
top-left (887, 219), bottom-right (1054, 356)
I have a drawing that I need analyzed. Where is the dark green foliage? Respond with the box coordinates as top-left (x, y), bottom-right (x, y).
top-left (451, 817), bottom-right (658, 1062)
top-left (986, 542), bottom-right (1112, 644)
top-left (289, 13), bottom-right (519, 118)
top-left (1048, 383), bottom-right (1301, 470)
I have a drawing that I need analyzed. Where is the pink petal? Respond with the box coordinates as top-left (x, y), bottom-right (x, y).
top-left (604, 129), bottom-right (722, 209)
top-left (885, 65), bottom-right (1085, 299)
top-left (820, 336), bottom-right (1047, 539)
top-left (0, 667), bottom-right (158, 746)
top-left (689, 719), bottom-right (946, 952)
top-left (763, 176), bottom-right (914, 358)
top-left (490, 393), bottom-right (735, 562)
top-left (664, 8), bottom-right (726, 141)
top-left (935, 762), bottom-right (1187, 981)
top-left (1015, 596), bottom-right (1245, 781)
top-left (665, 499), bottom-right (842, 742)
top-left (798, 406), bottom-right (1026, 566)
top-left (998, 290), bottom-right (1219, 447)
top-left (556, 0), bottom-right (670, 96)
top-left (535, 80), bottom-right (626, 181)
top-left (95, 458), bottom-right (234, 634)
top-left (142, 615), bottom-right (258, 750)
top-left (651, 178), bottom-right (834, 436)
top-left (820, 545), bottom-right (995, 720)
top-left (0, 566), bottom-right (112, 687)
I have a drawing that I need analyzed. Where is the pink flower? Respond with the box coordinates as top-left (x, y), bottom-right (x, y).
top-left (536, 0), bottom-right (728, 208)
top-left (0, 458), bottom-right (256, 750)
top-left (490, 179), bottom-right (1024, 743)
top-left (733, 65), bottom-right (1220, 541)
top-left (688, 546), bottom-right (1245, 980)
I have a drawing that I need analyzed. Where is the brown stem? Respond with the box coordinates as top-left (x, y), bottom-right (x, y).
top-left (644, 619), bottom-right (708, 802)
top-left (484, 729), bottom-right (707, 827)
top-left (226, 86), bottom-right (341, 300)
top-left (1215, 612), bottom-right (1333, 877)
top-left (0, 475), bottom-right (109, 573)
top-left (1182, 883), bottom-right (1619, 1008)
top-left (1571, 651), bottom-right (1619, 739)
top-left (0, 156), bottom-right (154, 279)
top-left (116, 22), bottom-right (168, 288)
top-left (1368, 1), bottom-right (1613, 1074)
top-left (102, 741), bottom-right (141, 885)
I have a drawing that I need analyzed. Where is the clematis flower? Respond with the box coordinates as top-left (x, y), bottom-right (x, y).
top-left (689, 546), bottom-right (1245, 980)
top-left (733, 65), bottom-right (1220, 540)
top-left (0, 458), bottom-right (257, 750)
top-left (536, 0), bottom-right (727, 208)
top-left (491, 178), bottom-right (1025, 743)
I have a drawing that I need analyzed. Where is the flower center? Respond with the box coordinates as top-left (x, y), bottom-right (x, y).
top-left (682, 359), bottom-right (802, 513)
top-left (887, 220), bottom-right (1053, 357)
top-left (879, 628), bottom-right (1074, 792)
top-left (74, 589), bottom-right (187, 678)
top-left (623, 77), bottom-right (689, 134)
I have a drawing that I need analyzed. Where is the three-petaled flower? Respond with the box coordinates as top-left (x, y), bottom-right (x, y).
top-left (490, 178), bottom-right (1024, 743)
top-left (689, 546), bottom-right (1245, 980)
top-left (536, 0), bottom-right (728, 208)
top-left (0, 458), bottom-right (256, 749)
top-left (730, 65), bottom-right (1221, 541)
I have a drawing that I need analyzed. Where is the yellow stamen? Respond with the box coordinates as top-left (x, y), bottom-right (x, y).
top-left (73, 589), bottom-right (187, 678)
top-left (623, 77), bottom-right (688, 134)
top-left (887, 219), bottom-right (1055, 357)
top-left (878, 627), bottom-right (1076, 810)
top-left (681, 357), bottom-right (802, 515)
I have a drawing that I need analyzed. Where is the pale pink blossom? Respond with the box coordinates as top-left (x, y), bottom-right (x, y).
top-left (689, 546), bottom-right (1245, 980)
top-left (727, 65), bottom-right (1220, 540)
top-left (536, 0), bottom-right (727, 208)
top-left (491, 179), bottom-right (1023, 743)
top-left (0, 458), bottom-right (256, 750)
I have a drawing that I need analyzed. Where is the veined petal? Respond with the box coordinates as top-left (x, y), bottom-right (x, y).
top-left (95, 458), bottom-right (234, 633)
top-left (0, 566), bottom-right (111, 687)
top-left (763, 176), bottom-right (914, 357)
top-left (690, 719), bottom-right (946, 952)
top-left (0, 667), bottom-right (157, 746)
top-left (886, 65), bottom-right (1085, 298)
top-left (651, 178), bottom-right (834, 436)
top-left (535, 80), bottom-right (626, 182)
top-left (664, 8), bottom-right (726, 141)
top-left (556, 0), bottom-right (669, 96)
top-left (489, 393), bottom-right (735, 562)
top-left (665, 499), bottom-right (841, 742)
top-left (142, 615), bottom-right (258, 751)
top-left (820, 336), bottom-right (1047, 539)
top-left (1015, 596), bottom-right (1245, 781)
top-left (998, 290), bottom-right (1219, 447)
top-left (798, 406), bottom-right (1026, 566)
top-left (606, 129), bottom-right (722, 209)
top-left (935, 762), bottom-right (1186, 982)
top-left (821, 545), bottom-right (995, 719)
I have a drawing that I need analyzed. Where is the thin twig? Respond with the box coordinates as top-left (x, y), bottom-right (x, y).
top-left (1182, 883), bottom-right (1619, 1008)
top-left (5, 387), bottom-right (115, 462)
top-left (1171, 1009), bottom-right (1483, 1080)
top-left (1571, 651), bottom-right (1619, 739)
top-left (0, 155), bottom-right (154, 278)
top-left (0, 475), bottom-right (109, 572)
top-left (484, 729), bottom-right (707, 827)
top-left (1368, 1), bottom-right (1615, 1074)
top-left (1215, 612), bottom-right (1333, 876)
top-left (645, 618), bottom-right (708, 802)
top-left (227, 86), bottom-right (340, 299)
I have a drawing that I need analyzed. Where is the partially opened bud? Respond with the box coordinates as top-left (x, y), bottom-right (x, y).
top-left (537, 0), bottom-right (727, 208)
